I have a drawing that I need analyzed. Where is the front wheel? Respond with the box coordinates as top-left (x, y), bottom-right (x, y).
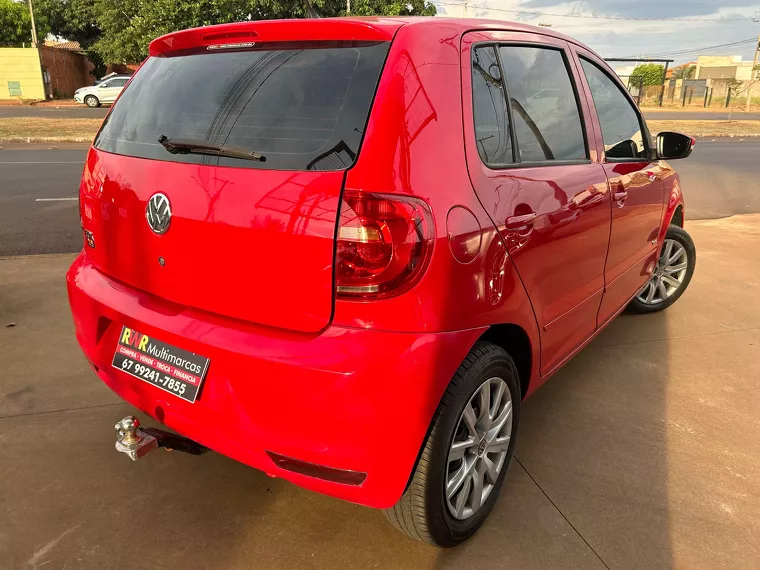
top-left (628, 224), bottom-right (696, 313)
top-left (383, 342), bottom-right (521, 546)
top-left (84, 95), bottom-right (100, 108)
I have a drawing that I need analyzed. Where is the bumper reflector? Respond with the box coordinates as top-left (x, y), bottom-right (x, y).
top-left (266, 451), bottom-right (367, 486)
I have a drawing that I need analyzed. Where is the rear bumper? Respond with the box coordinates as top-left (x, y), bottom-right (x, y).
top-left (67, 253), bottom-right (484, 507)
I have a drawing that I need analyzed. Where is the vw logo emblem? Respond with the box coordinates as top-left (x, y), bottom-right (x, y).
top-left (146, 193), bottom-right (172, 235)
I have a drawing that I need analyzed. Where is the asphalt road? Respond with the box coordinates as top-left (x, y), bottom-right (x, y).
top-left (1, 141), bottom-right (759, 256)
top-left (643, 110), bottom-right (760, 121)
top-left (3, 106), bottom-right (759, 121)
top-left (0, 145), bottom-right (85, 256)
top-left (0, 106), bottom-right (109, 119)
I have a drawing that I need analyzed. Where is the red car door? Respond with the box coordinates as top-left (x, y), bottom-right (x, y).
top-left (462, 31), bottom-right (611, 375)
top-left (571, 48), bottom-right (667, 324)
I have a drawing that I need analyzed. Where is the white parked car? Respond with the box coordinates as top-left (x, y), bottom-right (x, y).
top-left (74, 76), bottom-right (130, 107)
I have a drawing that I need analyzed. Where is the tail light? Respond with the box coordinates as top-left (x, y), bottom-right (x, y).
top-left (336, 190), bottom-right (434, 299)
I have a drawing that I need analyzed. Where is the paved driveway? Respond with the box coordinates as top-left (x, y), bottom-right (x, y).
top-left (1, 215), bottom-right (759, 568)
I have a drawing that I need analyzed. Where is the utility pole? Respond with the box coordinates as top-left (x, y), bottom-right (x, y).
top-left (27, 0), bottom-right (39, 46)
top-left (746, 21), bottom-right (759, 112)
top-left (346, 0), bottom-right (350, 14)
top-left (463, 2), bottom-right (468, 17)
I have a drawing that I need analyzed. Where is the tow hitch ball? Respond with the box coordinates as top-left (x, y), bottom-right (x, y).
top-left (114, 416), bottom-right (208, 461)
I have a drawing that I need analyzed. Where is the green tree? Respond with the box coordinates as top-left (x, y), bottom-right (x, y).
top-left (0, 0), bottom-right (34, 46)
top-left (35, 0), bottom-right (100, 48)
top-left (630, 63), bottom-right (666, 87)
top-left (672, 65), bottom-right (695, 80)
top-left (90, 0), bottom-right (436, 63)
top-left (33, 0), bottom-right (105, 75)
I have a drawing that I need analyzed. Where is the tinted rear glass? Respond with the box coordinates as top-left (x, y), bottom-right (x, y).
top-left (94, 41), bottom-right (390, 171)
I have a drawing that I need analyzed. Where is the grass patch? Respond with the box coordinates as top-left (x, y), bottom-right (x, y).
top-left (0, 118), bottom-right (102, 142)
top-left (2, 117), bottom-right (760, 144)
top-left (646, 119), bottom-right (760, 137)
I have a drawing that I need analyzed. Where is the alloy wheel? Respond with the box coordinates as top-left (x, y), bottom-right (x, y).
top-left (636, 238), bottom-right (689, 305)
top-left (446, 377), bottom-right (513, 520)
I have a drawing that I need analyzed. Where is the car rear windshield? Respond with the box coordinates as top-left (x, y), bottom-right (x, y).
top-left (94, 41), bottom-right (390, 171)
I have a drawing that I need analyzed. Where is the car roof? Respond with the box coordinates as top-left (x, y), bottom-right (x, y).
top-left (393, 16), bottom-right (577, 43)
top-left (149, 16), bottom-right (581, 56)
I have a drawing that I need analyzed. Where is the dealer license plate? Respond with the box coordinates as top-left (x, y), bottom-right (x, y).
top-left (111, 326), bottom-right (210, 403)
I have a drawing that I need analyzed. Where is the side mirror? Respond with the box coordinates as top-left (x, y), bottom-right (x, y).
top-left (657, 131), bottom-right (695, 160)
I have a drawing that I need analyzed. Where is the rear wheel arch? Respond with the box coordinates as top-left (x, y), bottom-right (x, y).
top-left (396, 322), bottom-right (532, 503)
top-left (671, 204), bottom-right (684, 227)
top-left (385, 340), bottom-right (522, 545)
top-left (476, 323), bottom-right (532, 399)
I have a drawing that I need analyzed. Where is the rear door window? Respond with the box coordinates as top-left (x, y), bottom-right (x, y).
top-left (94, 42), bottom-right (390, 170)
top-left (498, 46), bottom-right (587, 162)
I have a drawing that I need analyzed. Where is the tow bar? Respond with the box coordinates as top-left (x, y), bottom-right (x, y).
top-left (114, 416), bottom-right (208, 460)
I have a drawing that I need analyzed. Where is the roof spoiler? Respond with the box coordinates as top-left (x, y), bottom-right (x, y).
top-left (149, 18), bottom-right (402, 56)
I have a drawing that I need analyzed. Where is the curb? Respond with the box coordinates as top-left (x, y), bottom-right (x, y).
top-left (0, 253), bottom-right (79, 261)
top-left (0, 138), bottom-right (94, 144)
top-left (691, 133), bottom-right (760, 138)
top-left (29, 100), bottom-right (84, 107)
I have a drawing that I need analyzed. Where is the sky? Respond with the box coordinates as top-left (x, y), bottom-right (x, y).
top-left (433, 0), bottom-right (760, 65)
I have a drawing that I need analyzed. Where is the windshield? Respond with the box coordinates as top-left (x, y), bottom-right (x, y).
top-left (94, 41), bottom-right (390, 171)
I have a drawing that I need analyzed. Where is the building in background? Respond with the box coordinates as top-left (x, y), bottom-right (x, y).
top-left (0, 41), bottom-right (94, 101)
top-left (40, 40), bottom-right (95, 98)
top-left (0, 48), bottom-right (46, 99)
top-left (695, 55), bottom-right (756, 80)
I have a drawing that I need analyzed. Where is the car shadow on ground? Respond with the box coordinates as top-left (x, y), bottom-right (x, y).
top-left (455, 310), bottom-right (674, 569)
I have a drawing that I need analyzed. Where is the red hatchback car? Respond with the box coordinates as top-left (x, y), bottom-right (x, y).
top-left (67, 17), bottom-right (696, 546)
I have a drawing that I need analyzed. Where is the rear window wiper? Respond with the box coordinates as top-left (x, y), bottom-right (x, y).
top-left (157, 134), bottom-right (266, 162)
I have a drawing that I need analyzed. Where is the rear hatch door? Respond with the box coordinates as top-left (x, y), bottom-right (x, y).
top-left (81, 31), bottom-right (391, 333)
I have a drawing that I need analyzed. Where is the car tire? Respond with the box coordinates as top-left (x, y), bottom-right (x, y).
top-left (627, 224), bottom-right (696, 314)
top-left (383, 341), bottom-right (521, 547)
top-left (84, 95), bottom-right (100, 108)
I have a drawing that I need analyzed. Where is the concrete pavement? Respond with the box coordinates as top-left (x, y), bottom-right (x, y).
top-left (2, 215), bottom-right (760, 568)
top-left (2, 141), bottom-right (760, 256)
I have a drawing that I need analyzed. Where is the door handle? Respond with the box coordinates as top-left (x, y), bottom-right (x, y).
top-left (505, 212), bottom-right (537, 231)
top-left (612, 190), bottom-right (628, 204)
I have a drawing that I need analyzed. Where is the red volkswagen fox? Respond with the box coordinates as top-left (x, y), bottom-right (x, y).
top-left (67, 17), bottom-right (696, 546)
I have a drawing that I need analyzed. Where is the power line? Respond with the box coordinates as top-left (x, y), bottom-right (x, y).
top-left (431, 1), bottom-right (756, 22)
top-left (618, 38), bottom-right (758, 59)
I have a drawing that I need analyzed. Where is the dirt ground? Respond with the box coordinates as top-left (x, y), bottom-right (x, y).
top-left (647, 119), bottom-right (760, 137)
top-left (0, 117), bottom-right (103, 143)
